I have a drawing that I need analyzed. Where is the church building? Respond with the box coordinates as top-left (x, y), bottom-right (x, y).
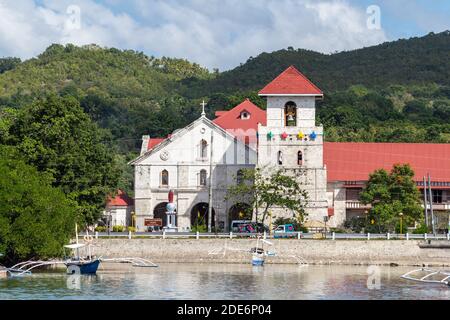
top-left (130, 66), bottom-right (450, 232)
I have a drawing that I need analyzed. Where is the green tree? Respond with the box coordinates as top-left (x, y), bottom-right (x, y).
top-left (0, 57), bottom-right (21, 74)
top-left (4, 94), bottom-right (120, 224)
top-left (226, 168), bottom-right (309, 224)
top-left (0, 146), bottom-right (77, 263)
top-left (360, 164), bottom-right (423, 233)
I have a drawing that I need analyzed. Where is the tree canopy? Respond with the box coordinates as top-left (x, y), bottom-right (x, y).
top-left (0, 146), bottom-right (77, 263)
top-left (226, 168), bottom-right (309, 224)
top-left (359, 164), bottom-right (423, 233)
top-left (1, 95), bottom-right (120, 223)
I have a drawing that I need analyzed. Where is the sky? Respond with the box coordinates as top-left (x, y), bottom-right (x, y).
top-left (1, 0), bottom-right (449, 71)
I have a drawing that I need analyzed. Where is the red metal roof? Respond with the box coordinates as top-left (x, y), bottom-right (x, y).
top-left (258, 65), bottom-right (323, 96)
top-left (324, 142), bottom-right (450, 182)
top-left (215, 111), bottom-right (227, 117)
top-left (148, 138), bottom-right (165, 150)
top-left (213, 99), bottom-right (266, 144)
top-left (107, 190), bottom-right (133, 207)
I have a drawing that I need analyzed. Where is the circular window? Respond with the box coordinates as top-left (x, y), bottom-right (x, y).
top-left (160, 150), bottom-right (169, 161)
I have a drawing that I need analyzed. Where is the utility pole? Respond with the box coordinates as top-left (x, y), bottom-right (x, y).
top-left (423, 176), bottom-right (429, 227)
top-left (427, 173), bottom-right (436, 235)
top-left (208, 130), bottom-right (214, 233)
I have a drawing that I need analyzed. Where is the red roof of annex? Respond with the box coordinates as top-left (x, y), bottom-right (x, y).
top-left (324, 142), bottom-right (450, 183)
top-left (107, 190), bottom-right (133, 206)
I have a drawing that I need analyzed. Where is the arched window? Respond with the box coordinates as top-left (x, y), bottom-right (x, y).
top-left (278, 151), bottom-right (283, 165)
top-left (298, 151), bottom-right (303, 166)
top-left (237, 169), bottom-right (244, 184)
top-left (199, 169), bottom-right (207, 186)
top-left (284, 101), bottom-right (297, 127)
top-left (161, 170), bottom-right (169, 186)
top-left (200, 139), bottom-right (208, 158)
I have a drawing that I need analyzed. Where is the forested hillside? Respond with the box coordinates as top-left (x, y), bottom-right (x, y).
top-left (183, 31), bottom-right (450, 96)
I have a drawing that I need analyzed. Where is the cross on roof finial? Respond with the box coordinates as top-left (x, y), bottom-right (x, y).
top-left (201, 100), bottom-right (207, 117)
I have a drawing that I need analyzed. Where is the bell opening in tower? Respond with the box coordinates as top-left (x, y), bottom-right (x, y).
top-left (284, 101), bottom-right (297, 126)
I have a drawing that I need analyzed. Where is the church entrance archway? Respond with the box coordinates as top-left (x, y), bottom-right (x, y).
top-left (153, 202), bottom-right (177, 227)
top-left (228, 203), bottom-right (252, 222)
top-left (190, 202), bottom-right (215, 229)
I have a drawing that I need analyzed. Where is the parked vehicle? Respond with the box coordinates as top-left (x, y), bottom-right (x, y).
top-left (238, 223), bottom-right (256, 233)
top-left (147, 226), bottom-right (161, 232)
top-left (274, 224), bottom-right (297, 238)
top-left (233, 221), bottom-right (270, 233)
top-left (230, 220), bottom-right (252, 232)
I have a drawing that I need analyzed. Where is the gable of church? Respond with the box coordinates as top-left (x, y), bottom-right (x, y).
top-left (130, 116), bottom-right (256, 166)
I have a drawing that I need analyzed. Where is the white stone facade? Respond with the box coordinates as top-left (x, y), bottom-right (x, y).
top-left (130, 116), bottom-right (256, 232)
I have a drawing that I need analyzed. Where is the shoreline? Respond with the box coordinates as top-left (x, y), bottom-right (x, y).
top-left (91, 238), bottom-right (450, 267)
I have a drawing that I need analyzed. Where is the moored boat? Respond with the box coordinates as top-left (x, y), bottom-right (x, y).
top-left (250, 236), bottom-right (274, 266)
top-left (251, 253), bottom-right (265, 266)
top-left (63, 235), bottom-right (99, 275)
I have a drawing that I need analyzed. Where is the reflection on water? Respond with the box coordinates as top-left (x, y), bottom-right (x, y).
top-left (0, 264), bottom-right (449, 300)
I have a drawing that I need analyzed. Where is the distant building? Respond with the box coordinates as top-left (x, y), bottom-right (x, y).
top-left (130, 66), bottom-right (450, 231)
top-left (103, 190), bottom-right (134, 227)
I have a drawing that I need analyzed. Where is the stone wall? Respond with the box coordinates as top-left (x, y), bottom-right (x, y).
top-left (92, 238), bottom-right (450, 267)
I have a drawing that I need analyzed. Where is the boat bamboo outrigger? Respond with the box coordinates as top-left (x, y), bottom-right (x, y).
top-left (5, 224), bottom-right (158, 277)
top-left (251, 236), bottom-right (275, 266)
top-left (401, 268), bottom-right (450, 286)
top-left (208, 234), bottom-right (308, 266)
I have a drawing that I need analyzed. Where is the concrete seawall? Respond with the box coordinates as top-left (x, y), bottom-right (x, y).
top-left (92, 239), bottom-right (450, 266)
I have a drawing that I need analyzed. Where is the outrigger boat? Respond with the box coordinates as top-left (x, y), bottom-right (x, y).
top-left (401, 268), bottom-right (450, 286)
top-left (64, 243), bottom-right (100, 275)
top-left (63, 224), bottom-right (100, 275)
top-left (5, 224), bottom-right (158, 277)
top-left (250, 236), bottom-right (276, 266)
top-left (208, 234), bottom-right (308, 266)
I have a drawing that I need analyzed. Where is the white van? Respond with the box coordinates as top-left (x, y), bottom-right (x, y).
top-left (230, 220), bottom-right (252, 232)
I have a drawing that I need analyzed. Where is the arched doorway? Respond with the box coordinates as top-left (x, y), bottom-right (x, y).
top-left (228, 203), bottom-right (252, 222)
top-left (190, 202), bottom-right (215, 229)
top-left (153, 202), bottom-right (177, 227)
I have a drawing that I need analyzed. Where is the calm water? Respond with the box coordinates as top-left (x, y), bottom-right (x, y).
top-left (0, 264), bottom-right (449, 300)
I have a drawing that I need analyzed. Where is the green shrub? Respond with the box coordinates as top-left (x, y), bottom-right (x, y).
top-left (329, 228), bottom-right (345, 233)
top-left (412, 224), bottom-right (429, 234)
top-left (343, 217), bottom-right (366, 233)
top-left (112, 225), bottom-right (125, 232)
top-left (395, 222), bottom-right (410, 234)
top-left (344, 216), bottom-right (387, 233)
top-left (95, 226), bottom-right (106, 232)
top-left (127, 226), bottom-right (136, 232)
top-left (191, 224), bottom-right (207, 233)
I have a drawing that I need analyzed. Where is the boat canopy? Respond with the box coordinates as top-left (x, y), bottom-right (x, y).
top-left (64, 243), bottom-right (86, 249)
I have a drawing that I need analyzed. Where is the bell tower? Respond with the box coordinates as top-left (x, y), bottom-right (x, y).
top-left (257, 66), bottom-right (328, 223)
